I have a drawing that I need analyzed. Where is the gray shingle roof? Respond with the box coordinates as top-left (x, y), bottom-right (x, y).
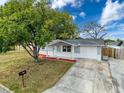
top-left (48, 39), bottom-right (104, 46)
top-left (64, 39), bottom-right (104, 46)
top-left (108, 41), bottom-right (124, 46)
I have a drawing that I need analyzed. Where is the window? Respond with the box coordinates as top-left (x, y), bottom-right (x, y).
top-left (74, 46), bottom-right (80, 53)
top-left (63, 46), bottom-right (71, 52)
top-left (63, 46), bottom-right (66, 52)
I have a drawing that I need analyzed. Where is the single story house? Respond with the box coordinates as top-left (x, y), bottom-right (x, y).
top-left (39, 39), bottom-right (104, 60)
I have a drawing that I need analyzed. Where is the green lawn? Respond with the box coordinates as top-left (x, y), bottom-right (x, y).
top-left (0, 50), bottom-right (73, 93)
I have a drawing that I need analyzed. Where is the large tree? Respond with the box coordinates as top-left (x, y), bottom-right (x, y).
top-left (0, 0), bottom-right (77, 62)
top-left (82, 22), bottom-right (107, 39)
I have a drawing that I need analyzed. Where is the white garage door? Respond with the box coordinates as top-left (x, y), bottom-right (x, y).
top-left (81, 46), bottom-right (97, 59)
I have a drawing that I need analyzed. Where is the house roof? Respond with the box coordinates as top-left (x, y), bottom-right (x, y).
top-left (48, 39), bottom-right (104, 47)
top-left (107, 41), bottom-right (124, 49)
top-left (120, 41), bottom-right (124, 47)
top-left (108, 41), bottom-right (123, 46)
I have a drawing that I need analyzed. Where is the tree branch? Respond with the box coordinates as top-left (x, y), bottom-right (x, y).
top-left (22, 45), bottom-right (34, 58)
top-left (27, 44), bottom-right (33, 52)
top-left (100, 33), bottom-right (107, 39)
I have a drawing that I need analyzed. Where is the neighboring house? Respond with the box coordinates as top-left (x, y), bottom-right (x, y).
top-left (107, 41), bottom-right (123, 49)
top-left (120, 41), bottom-right (124, 48)
top-left (39, 39), bottom-right (104, 60)
top-left (106, 41), bottom-right (124, 59)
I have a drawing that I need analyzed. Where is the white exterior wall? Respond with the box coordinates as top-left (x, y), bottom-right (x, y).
top-left (39, 46), bottom-right (72, 58)
top-left (54, 52), bottom-right (72, 58)
top-left (39, 45), bottom-right (102, 60)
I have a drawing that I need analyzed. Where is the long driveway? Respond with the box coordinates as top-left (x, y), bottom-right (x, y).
top-left (109, 58), bottom-right (124, 93)
top-left (43, 59), bottom-right (117, 93)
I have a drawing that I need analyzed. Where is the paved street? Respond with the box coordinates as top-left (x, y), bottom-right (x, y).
top-left (43, 59), bottom-right (117, 93)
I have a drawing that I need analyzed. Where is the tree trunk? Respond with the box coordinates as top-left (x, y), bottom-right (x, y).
top-left (22, 44), bottom-right (41, 63)
top-left (33, 46), bottom-right (41, 63)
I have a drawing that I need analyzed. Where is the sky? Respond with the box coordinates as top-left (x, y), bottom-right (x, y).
top-left (0, 0), bottom-right (124, 40)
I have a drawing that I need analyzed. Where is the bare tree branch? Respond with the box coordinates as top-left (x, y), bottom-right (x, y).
top-left (82, 22), bottom-right (106, 39)
top-left (100, 33), bottom-right (107, 39)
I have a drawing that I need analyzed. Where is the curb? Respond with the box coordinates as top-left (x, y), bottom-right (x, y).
top-left (0, 84), bottom-right (14, 93)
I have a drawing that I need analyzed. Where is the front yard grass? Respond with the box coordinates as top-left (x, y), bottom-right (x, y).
top-left (0, 50), bottom-right (73, 93)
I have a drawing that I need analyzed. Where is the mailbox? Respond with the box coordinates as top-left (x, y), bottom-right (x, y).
top-left (18, 70), bottom-right (27, 87)
top-left (19, 70), bottom-right (27, 76)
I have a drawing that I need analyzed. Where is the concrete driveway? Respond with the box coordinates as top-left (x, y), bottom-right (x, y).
top-left (0, 84), bottom-right (13, 93)
top-left (43, 59), bottom-right (117, 93)
top-left (109, 58), bottom-right (124, 93)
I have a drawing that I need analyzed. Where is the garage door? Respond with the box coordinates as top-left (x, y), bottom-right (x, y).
top-left (81, 47), bottom-right (97, 59)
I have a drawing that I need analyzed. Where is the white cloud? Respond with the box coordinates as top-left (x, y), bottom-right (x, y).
top-left (71, 0), bottom-right (82, 8)
top-left (104, 23), bottom-right (124, 39)
top-left (51, 0), bottom-right (84, 9)
top-left (106, 23), bottom-right (124, 31)
top-left (79, 12), bottom-right (86, 17)
top-left (71, 15), bottom-right (77, 20)
top-left (106, 31), bottom-right (124, 39)
top-left (105, 22), bottom-right (118, 29)
top-left (118, 24), bottom-right (124, 30)
top-left (100, 0), bottom-right (124, 26)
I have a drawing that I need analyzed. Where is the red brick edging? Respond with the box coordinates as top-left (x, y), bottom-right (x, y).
top-left (38, 54), bottom-right (77, 63)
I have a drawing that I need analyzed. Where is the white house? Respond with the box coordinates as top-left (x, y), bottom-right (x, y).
top-left (39, 39), bottom-right (104, 60)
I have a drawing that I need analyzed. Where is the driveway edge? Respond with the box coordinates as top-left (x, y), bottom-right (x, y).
top-left (0, 84), bottom-right (14, 93)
